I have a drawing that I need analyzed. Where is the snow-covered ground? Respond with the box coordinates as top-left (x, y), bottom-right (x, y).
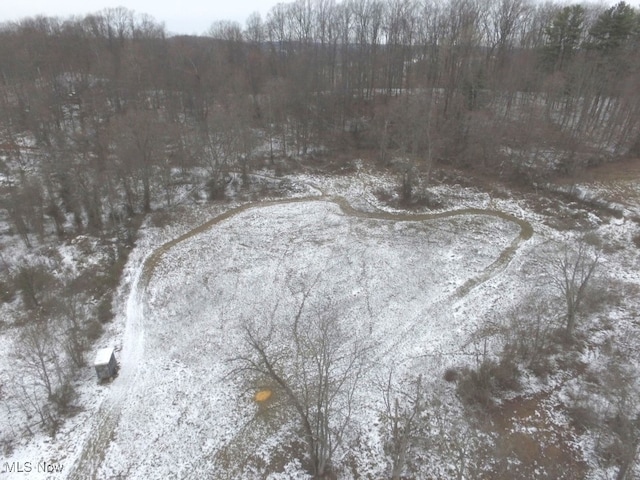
top-left (93, 195), bottom-right (522, 478)
top-left (3, 171), bottom-right (639, 479)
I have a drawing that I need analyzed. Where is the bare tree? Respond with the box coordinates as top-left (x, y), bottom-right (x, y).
top-left (611, 409), bottom-right (640, 480)
top-left (548, 239), bottom-right (599, 339)
top-left (380, 373), bottom-right (489, 479)
top-left (430, 404), bottom-right (486, 480)
top-left (499, 294), bottom-right (557, 371)
top-left (232, 293), bottom-right (371, 478)
top-left (14, 261), bottom-right (59, 311)
top-left (568, 334), bottom-right (640, 480)
top-left (381, 371), bottom-right (427, 480)
top-left (13, 320), bottom-right (60, 400)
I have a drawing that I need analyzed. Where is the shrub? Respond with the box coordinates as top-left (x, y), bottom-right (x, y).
top-left (491, 356), bottom-right (521, 392)
top-left (374, 188), bottom-right (393, 203)
top-left (0, 278), bottom-right (16, 304)
top-left (84, 320), bottom-right (104, 341)
top-left (148, 209), bottom-right (172, 228)
top-left (444, 368), bottom-right (458, 382)
top-left (14, 264), bottom-right (58, 311)
top-left (498, 296), bottom-right (562, 377)
top-left (190, 188), bottom-right (202, 202)
top-left (206, 176), bottom-right (226, 200)
top-left (529, 356), bottom-right (554, 379)
top-left (51, 382), bottom-right (77, 414)
top-left (456, 365), bottom-right (493, 408)
top-left (64, 330), bottom-right (87, 368)
top-left (1, 436), bottom-right (14, 456)
top-left (96, 297), bottom-right (113, 323)
top-left (566, 405), bottom-right (599, 434)
top-left (456, 357), bottom-right (521, 409)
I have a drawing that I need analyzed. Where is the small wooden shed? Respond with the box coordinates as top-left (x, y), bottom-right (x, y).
top-left (94, 347), bottom-right (118, 381)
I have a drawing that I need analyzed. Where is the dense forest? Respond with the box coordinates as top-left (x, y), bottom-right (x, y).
top-left (1, 0), bottom-right (639, 240)
top-left (1, 0), bottom-right (640, 475)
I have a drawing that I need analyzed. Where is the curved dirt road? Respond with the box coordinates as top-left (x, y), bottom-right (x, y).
top-left (68, 193), bottom-right (532, 479)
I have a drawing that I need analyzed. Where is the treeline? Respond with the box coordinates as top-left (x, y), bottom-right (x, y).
top-left (0, 0), bottom-right (639, 240)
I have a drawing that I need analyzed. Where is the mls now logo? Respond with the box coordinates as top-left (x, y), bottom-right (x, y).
top-left (3, 461), bottom-right (64, 474)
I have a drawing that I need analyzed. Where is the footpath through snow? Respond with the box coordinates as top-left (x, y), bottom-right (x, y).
top-left (66, 187), bottom-right (533, 478)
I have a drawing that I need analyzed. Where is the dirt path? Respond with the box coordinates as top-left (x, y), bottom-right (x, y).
top-left (67, 191), bottom-right (533, 479)
top-left (68, 266), bottom-right (145, 480)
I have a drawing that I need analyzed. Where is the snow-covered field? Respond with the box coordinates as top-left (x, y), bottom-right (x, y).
top-left (97, 195), bottom-right (520, 477)
top-left (4, 171), bottom-right (640, 479)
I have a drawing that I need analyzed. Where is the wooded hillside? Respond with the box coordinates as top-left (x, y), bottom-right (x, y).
top-left (1, 1), bottom-right (639, 241)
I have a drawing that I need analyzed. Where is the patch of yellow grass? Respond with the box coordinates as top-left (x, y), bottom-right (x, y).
top-left (255, 389), bottom-right (272, 402)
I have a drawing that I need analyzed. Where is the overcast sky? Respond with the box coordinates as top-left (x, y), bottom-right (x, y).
top-left (1, 1), bottom-right (279, 35)
top-left (1, 0), bottom-right (621, 36)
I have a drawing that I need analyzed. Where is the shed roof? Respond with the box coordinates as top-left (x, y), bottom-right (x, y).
top-left (94, 347), bottom-right (114, 366)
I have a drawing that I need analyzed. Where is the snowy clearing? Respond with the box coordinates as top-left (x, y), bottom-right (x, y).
top-left (6, 171), bottom-right (639, 479)
top-left (69, 192), bottom-right (529, 479)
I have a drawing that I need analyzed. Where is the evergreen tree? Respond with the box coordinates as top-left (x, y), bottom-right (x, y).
top-left (541, 5), bottom-right (585, 72)
top-left (587, 1), bottom-right (637, 52)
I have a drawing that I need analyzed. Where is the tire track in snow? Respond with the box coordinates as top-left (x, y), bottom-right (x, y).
top-left (66, 197), bottom-right (325, 479)
top-left (330, 198), bottom-right (533, 361)
top-left (68, 265), bottom-right (145, 480)
top-left (68, 191), bottom-right (532, 478)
